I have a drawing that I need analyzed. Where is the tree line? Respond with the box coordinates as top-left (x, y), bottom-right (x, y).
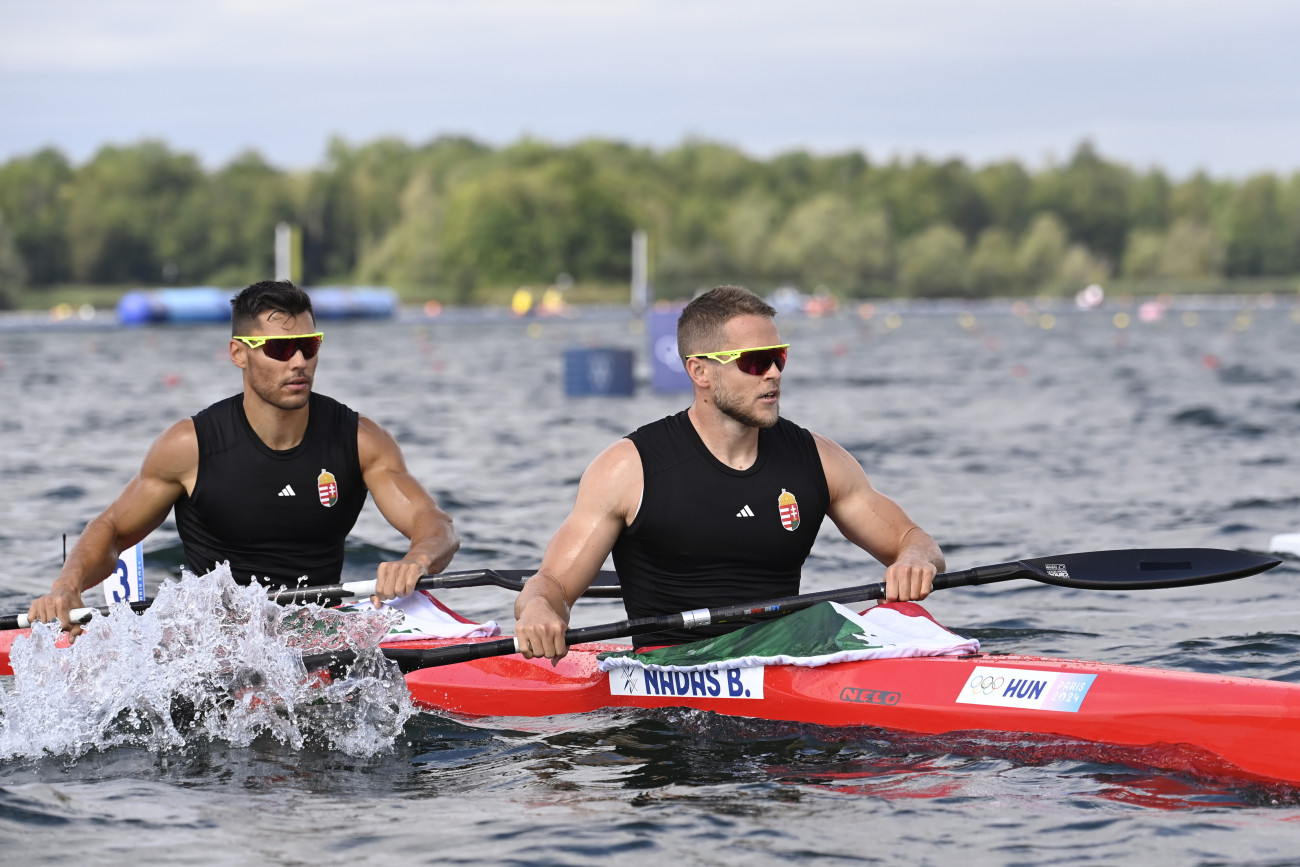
top-left (1, 136), bottom-right (1298, 309)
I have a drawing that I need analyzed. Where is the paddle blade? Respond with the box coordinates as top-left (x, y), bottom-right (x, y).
top-left (1015, 548), bottom-right (1282, 590)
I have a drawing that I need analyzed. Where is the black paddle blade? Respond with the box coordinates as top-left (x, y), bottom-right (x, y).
top-left (1016, 548), bottom-right (1282, 590)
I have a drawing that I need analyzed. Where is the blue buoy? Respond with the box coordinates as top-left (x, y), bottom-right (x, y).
top-left (564, 348), bottom-right (635, 397)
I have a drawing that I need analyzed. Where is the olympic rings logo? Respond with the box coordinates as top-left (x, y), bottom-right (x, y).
top-left (968, 675), bottom-right (1005, 695)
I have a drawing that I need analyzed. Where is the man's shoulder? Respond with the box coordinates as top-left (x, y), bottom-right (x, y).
top-left (145, 417), bottom-right (200, 478)
top-left (193, 393), bottom-right (241, 420)
top-left (764, 415), bottom-right (818, 446)
top-left (309, 391), bottom-right (356, 416)
top-left (627, 409), bottom-right (688, 440)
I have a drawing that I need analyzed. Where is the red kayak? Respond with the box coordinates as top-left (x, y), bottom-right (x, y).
top-left (4, 548), bottom-right (1294, 788)
top-left (4, 624), bottom-right (1299, 787)
top-left (380, 635), bottom-right (1300, 788)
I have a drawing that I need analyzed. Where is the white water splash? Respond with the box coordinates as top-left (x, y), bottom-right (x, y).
top-left (0, 565), bottom-right (416, 759)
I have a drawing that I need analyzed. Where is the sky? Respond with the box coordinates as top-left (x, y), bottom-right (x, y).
top-left (2, 0), bottom-right (1298, 178)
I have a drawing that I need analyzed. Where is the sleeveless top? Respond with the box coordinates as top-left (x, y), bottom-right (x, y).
top-left (612, 410), bottom-right (830, 647)
top-left (174, 392), bottom-right (367, 586)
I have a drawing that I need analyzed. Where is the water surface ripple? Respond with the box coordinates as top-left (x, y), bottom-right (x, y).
top-left (2, 300), bottom-right (1300, 865)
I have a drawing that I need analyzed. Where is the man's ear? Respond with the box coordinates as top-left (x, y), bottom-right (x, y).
top-left (684, 356), bottom-right (712, 389)
top-left (230, 340), bottom-right (248, 369)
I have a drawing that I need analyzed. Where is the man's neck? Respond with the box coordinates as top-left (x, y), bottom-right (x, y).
top-left (686, 402), bottom-right (761, 471)
top-left (243, 393), bottom-right (311, 451)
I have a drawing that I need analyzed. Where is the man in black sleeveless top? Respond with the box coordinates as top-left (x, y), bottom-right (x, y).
top-left (514, 285), bottom-right (944, 658)
top-left (29, 280), bottom-right (459, 636)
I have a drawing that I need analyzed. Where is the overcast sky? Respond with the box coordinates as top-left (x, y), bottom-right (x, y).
top-left (2, 0), bottom-right (1298, 178)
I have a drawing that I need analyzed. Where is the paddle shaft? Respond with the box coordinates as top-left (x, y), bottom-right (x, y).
top-left (2, 599), bottom-right (156, 630)
top-left (312, 561), bottom-right (1030, 673)
top-left (305, 547), bottom-right (1282, 674)
top-left (0, 568), bottom-right (623, 630)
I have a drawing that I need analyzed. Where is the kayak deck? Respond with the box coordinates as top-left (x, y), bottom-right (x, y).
top-left (394, 636), bottom-right (1300, 788)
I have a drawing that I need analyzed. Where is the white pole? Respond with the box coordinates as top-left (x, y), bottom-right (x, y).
top-left (275, 222), bottom-right (292, 281)
top-left (631, 229), bottom-right (648, 312)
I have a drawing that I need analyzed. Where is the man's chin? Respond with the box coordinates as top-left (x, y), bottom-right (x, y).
top-left (720, 402), bottom-right (780, 429)
top-left (265, 392), bottom-right (311, 412)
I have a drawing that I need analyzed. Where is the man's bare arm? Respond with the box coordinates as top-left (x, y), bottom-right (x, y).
top-left (358, 416), bottom-right (460, 600)
top-left (28, 420), bottom-right (196, 634)
top-left (513, 439), bottom-right (642, 662)
top-left (816, 432), bottom-right (944, 602)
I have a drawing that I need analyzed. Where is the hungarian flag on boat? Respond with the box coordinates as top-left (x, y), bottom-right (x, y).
top-left (597, 601), bottom-right (979, 673)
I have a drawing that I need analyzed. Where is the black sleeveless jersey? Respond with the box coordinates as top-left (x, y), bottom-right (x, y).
top-left (612, 410), bottom-right (830, 647)
top-left (174, 392), bottom-right (367, 586)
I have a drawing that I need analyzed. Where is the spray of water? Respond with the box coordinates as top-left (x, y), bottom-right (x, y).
top-left (0, 564), bottom-right (416, 759)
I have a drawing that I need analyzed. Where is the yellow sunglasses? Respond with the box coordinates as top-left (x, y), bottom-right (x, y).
top-left (233, 332), bottom-right (324, 361)
top-left (687, 343), bottom-right (789, 375)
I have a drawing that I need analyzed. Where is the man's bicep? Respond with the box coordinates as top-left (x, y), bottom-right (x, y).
top-left (106, 422), bottom-right (195, 544)
top-left (817, 433), bottom-right (915, 563)
top-left (537, 441), bottom-right (640, 601)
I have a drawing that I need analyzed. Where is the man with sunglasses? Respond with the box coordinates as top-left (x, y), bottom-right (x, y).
top-left (513, 284), bottom-right (943, 661)
top-left (28, 280), bottom-right (459, 636)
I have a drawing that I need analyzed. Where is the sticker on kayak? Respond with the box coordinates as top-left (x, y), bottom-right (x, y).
top-left (955, 665), bottom-right (1096, 713)
top-left (608, 666), bottom-right (765, 700)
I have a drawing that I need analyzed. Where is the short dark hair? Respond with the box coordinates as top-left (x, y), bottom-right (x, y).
top-left (230, 280), bottom-right (314, 335)
top-left (677, 285), bottom-right (776, 358)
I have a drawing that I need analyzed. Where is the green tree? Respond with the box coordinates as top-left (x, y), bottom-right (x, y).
top-left (1014, 212), bottom-right (1069, 291)
top-left (358, 169), bottom-right (446, 289)
top-left (162, 150), bottom-right (297, 285)
top-left (0, 148), bottom-right (73, 285)
top-left (65, 141), bottom-right (203, 283)
top-left (1031, 141), bottom-right (1131, 263)
top-left (1053, 244), bottom-right (1110, 294)
top-left (763, 194), bottom-right (894, 294)
top-left (1121, 229), bottom-right (1164, 278)
top-left (0, 207), bottom-right (27, 309)
top-left (720, 189), bottom-right (781, 280)
top-left (965, 227), bottom-right (1019, 296)
top-left (1160, 219), bottom-right (1225, 278)
top-left (1223, 174), bottom-right (1293, 276)
top-left (882, 158), bottom-right (989, 241)
top-left (1129, 170), bottom-right (1171, 229)
top-left (974, 161), bottom-right (1032, 235)
top-left (897, 223), bottom-right (966, 297)
top-left (438, 159), bottom-right (636, 300)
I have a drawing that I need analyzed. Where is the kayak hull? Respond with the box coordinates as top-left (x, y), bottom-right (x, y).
top-left (5, 629), bottom-right (1299, 787)
top-left (398, 637), bottom-right (1300, 787)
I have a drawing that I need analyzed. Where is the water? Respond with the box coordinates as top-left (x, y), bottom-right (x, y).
top-left (3, 298), bottom-right (1300, 865)
top-left (0, 566), bottom-right (413, 761)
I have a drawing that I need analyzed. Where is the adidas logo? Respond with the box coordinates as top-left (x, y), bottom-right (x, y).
top-left (736, 505), bottom-right (755, 518)
top-left (278, 485), bottom-right (296, 497)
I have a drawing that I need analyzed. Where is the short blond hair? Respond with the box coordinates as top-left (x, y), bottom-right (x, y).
top-left (677, 285), bottom-right (776, 359)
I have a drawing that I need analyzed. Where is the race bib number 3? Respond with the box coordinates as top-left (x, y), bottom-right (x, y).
top-left (105, 543), bottom-right (146, 604)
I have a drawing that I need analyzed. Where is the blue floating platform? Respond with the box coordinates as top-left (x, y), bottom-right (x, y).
top-left (116, 286), bottom-right (399, 325)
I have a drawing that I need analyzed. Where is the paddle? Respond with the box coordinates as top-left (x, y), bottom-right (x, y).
top-left (0, 568), bottom-right (624, 630)
top-left (302, 547), bottom-right (1282, 675)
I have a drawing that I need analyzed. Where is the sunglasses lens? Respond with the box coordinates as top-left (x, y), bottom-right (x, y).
top-left (736, 346), bottom-right (786, 375)
top-left (261, 335), bottom-right (322, 361)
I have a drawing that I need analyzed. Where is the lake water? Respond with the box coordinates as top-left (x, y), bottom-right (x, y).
top-left (2, 296), bottom-right (1300, 865)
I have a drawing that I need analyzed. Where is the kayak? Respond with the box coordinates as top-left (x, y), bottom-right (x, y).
top-left (373, 635), bottom-right (1300, 788)
top-left (4, 625), bottom-right (1299, 787)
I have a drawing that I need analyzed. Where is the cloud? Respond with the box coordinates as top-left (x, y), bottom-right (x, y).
top-left (1, 0), bottom-right (1297, 175)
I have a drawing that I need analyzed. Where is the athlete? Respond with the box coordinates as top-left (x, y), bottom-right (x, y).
top-left (29, 280), bottom-right (459, 636)
top-left (513, 285), bottom-right (944, 661)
